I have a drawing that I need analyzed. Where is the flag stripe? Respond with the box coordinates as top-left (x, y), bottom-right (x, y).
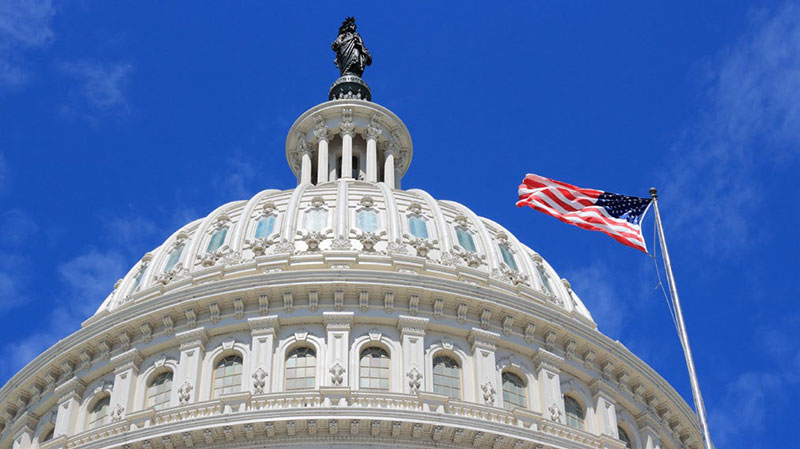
top-left (516, 174), bottom-right (651, 252)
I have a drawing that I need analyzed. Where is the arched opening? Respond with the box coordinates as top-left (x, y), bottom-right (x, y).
top-left (501, 371), bottom-right (527, 410)
top-left (285, 346), bottom-right (316, 390)
top-left (86, 395), bottom-right (110, 430)
top-left (146, 370), bottom-right (173, 409)
top-left (432, 354), bottom-right (461, 399)
top-left (212, 354), bottom-right (243, 398)
top-left (359, 347), bottom-right (390, 390)
top-left (564, 395), bottom-right (585, 430)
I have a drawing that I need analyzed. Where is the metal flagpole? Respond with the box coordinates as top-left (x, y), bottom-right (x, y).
top-left (649, 187), bottom-right (713, 449)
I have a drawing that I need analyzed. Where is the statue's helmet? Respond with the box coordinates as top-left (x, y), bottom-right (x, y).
top-left (339, 17), bottom-right (357, 34)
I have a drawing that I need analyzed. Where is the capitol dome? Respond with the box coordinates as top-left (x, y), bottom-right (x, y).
top-left (0, 22), bottom-right (704, 449)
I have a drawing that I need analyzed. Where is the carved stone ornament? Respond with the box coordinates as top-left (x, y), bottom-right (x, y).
top-left (453, 246), bottom-right (485, 268)
top-left (359, 195), bottom-right (375, 208)
top-left (329, 362), bottom-right (346, 386)
top-left (548, 402), bottom-right (563, 423)
top-left (252, 367), bottom-right (268, 394)
top-left (297, 229), bottom-right (332, 253)
top-left (330, 236), bottom-right (353, 251)
top-left (271, 238), bottom-right (295, 255)
top-left (110, 403), bottom-right (125, 422)
top-left (440, 251), bottom-right (461, 267)
top-left (405, 235), bottom-right (437, 258)
top-left (245, 236), bottom-right (279, 257)
top-left (407, 202), bottom-right (424, 216)
top-left (493, 264), bottom-right (529, 287)
top-left (153, 263), bottom-right (188, 286)
top-left (407, 367), bottom-right (422, 394)
top-left (352, 229), bottom-right (385, 253)
top-left (386, 240), bottom-right (408, 255)
top-left (481, 381), bottom-right (496, 405)
top-left (196, 245), bottom-right (240, 267)
top-left (177, 380), bottom-right (193, 405)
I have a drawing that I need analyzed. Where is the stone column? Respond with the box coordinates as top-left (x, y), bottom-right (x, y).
top-left (174, 328), bottom-right (208, 405)
top-left (468, 328), bottom-right (500, 407)
top-left (300, 145), bottom-right (312, 185)
top-left (365, 118), bottom-right (380, 182)
top-left (323, 312), bottom-right (354, 387)
top-left (248, 316), bottom-right (279, 394)
top-left (590, 380), bottom-right (619, 438)
top-left (340, 109), bottom-right (355, 179)
top-left (53, 377), bottom-right (85, 438)
top-left (383, 147), bottom-right (395, 188)
top-left (11, 414), bottom-right (36, 449)
top-left (109, 349), bottom-right (142, 421)
top-left (638, 417), bottom-right (662, 449)
top-left (314, 122), bottom-right (330, 184)
top-left (397, 315), bottom-right (428, 394)
top-left (534, 349), bottom-right (564, 420)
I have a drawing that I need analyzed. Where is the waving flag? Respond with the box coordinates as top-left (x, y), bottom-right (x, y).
top-left (516, 174), bottom-right (653, 252)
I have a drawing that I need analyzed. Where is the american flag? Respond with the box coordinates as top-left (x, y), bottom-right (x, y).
top-left (516, 174), bottom-right (653, 252)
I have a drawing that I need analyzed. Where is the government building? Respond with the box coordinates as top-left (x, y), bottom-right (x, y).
top-left (0, 19), bottom-right (704, 449)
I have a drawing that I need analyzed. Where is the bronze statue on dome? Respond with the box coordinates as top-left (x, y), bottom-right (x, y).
top-left (332, 17), bottom-right (372, 78)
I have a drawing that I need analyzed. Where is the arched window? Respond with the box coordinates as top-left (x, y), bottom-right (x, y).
top-left (129, 268), bottom-right (146, 293)
top-left (305, 209), bottom-right (327, 232)
top-left (618, 427), bottom-right (632, 448)
top-left (359, 347), bottom-right (390, 390)
top-left (455, 227), bottom-right (476, 252)
top-left (432, 355), bottom-right (461, 399)
top-left (86, 395), bottom-right (110, 429)
top-left (207, 228), bottom-right (228, 252)
top-left (212, 355), bottom-right (243, 398)
top-left (164, 244), bottom-right (184, 271)
top-left (285, 347), bottom-right (316, 390)
top-left (255, 216), bottom-right (276, 238)
top-left (357, 210), bottom-right (378, 232)
top-left (147, 371), bottom-right (173, 410)
top-left (536, 264), bottom-right (553, 296)
top-left (499, 245), bottom-right (518, 271)
top-left (501, 371), bottom-right (527, 409)
top-left (408, 216), bottom-right (428, 239)
top-left (564, 395), bottom-right (585, 430)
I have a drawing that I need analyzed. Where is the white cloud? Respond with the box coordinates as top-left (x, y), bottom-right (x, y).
top-left (57, 248), bottom-right (127, 317)
top-left (661, 2), bottom-right (800, 255)
top-left (59, 61), bottom-right (133, 121)
top-left (565, 262), bottom-right (625, 336)
top-left (709, 371), bottom-right (781, 448)
top-left (0, 0), bottom-right (54, 87)
top-left (213, 157), bottom-right (259, 200)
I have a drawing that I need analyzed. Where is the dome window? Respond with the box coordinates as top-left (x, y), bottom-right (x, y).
top-left (359, 347), bottom-right (390, 390)
top-left (432, 355), bottom-right (462, 399)
top-left (357, 209), bottom-right (378, 232)
top-left (305, 209), bottom-right (327, 232)
top-left (285, 347), bottom-right (316, 390)
top-left (86, 395), bottom-right (110, 429)
top-left (618, 427), bottom-right (632, 448)
top-left (564, 395), bottom-right (585, 430)
top-left (212, 355), bottom-right (243, 398)
top-left (129, 268), bottom-right (146, 293)
top-left (255, 216), bottom-right (276, 238)
top-left (147, 371), bottom-right (173, 410)
top-left (207, 228), bottom-right (228, 252)
top-left (536, 264), bottom-right (554, 296)
top-left (164, 244), bottom-right (184, 272)
top-left (456, 227), bottom-right (476, 252)
top-left (499, 245), bottom-right (519, 271)
top-left (408, 216), bottom-right (428, 239)
top-left (501, 371), bottom-right (527, 410)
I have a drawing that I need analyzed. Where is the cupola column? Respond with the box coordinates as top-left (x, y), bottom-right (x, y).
top-left (340, 108), bottom-right (355, 179)
top-left (365, 116), bottom-right (381, 182)
top-left (383, 146), bottom-right (395, 188)
top-left (109, 349), bottom-right (143, 421)
top-left (534, 350), bottom-right (564, 418)
top-left (248, 316), bottom-right (279, 394)
top-left (397, 315), bottom-right (428, 394)
top-left (299, 140), bottom-right (313, 185)
top-left (468, 328), bottom-right (500, 407)
top-left (314, 117), bottom-right (330, 184)
top-left (174, 328), bottom-right (208, 405)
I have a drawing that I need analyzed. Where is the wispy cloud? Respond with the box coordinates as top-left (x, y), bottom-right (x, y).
top-left (565, 262), bottom-right (625, 336)
top-left (661, 2), bottom-right (800, 256)
top-left (0, 210), bottom-right (37, 311)
top-left (0, 0), bottom-right (54, 87)
top-left (59, 61), bottom-right (134, 122)
top-left (213, 157), bottom-right (259, 200)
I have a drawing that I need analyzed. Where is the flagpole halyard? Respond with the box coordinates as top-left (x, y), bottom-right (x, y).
top-left (649, 187), bottom-right (714, 449)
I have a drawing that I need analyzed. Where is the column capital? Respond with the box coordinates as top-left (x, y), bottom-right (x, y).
top-left (365, 115), bottom-right (382, 140)
top-left (176, 327), bottom-right (208, 350)
top-left (340, 108), bottom-right (355, 137)
top-left (248, 315), bottom-right (280, 336)
top-left (589, 378), bottom-right (617, 402)
top-left (533, 349), bottom-right (563, 374)
top-left (467, 328), bottom-right (500, 351)
top-left (54, 377), bottom-right (85, 401)
top-left (323, 311), bottom-right (354, 330)
top-left (397, 315), bottom-right (429, 336)
top-left (11, 412), bottom-right (38, 438)
top-left (297, 137), bottom-right (312, 156)
top-left (110, 348), bottom-right (143, 373)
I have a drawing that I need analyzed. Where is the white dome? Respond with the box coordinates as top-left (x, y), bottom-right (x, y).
top-left (97, 180), bottom-right (594, 324)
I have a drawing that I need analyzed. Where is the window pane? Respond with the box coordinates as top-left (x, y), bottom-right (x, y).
top-left (408, 217), bottom-right (428, 239)
top-left (286, 347), bottom-right (316, 390)
top-left (432, 356), bottom-right (461, 399)
top-left (88, 396), bottom-right (110, 429)
top-left (207, 228), bottom-right (228, 252)
top-left (564, 396), bottom-right (585, 430)
top-left (213, 355), bottom-right (242, 398)
top-left (306, 210), bottom-right (327, 232)
top-left (255, 216), bottom-right (276, 238)
top-left (165, 244), bottom-right (184, 271)
top-left (357, 210), bottom-right (378, 232)
top-left (501, 372), bottom-right (526, 410)
top-left (147, 371), bottom-right (173, 410)
top-left (456, 228), bottom-right (476, 252)
top-left (618, 427), bottom-right (632, 448)
top-left (359, 347), bottom-right (389, 390)
top-left (537, 265), bottom-right (553, 295)
top-left (499, 245), bottom-right (518, 271)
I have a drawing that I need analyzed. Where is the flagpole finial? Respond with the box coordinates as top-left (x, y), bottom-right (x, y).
top-left (649, 187), bottom-right (658, 198)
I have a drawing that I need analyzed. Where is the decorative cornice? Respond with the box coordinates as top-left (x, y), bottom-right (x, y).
top-left (175, 328), bottom-right (208, 349)
top-left (248, 316), bottom-right (280, 336)
top-left (396, 315), bottom-right (428, 336)
top-left (110, 348), bottom-right (143, 373)
top-left (323, 312), bottom-right (354, 330)
top-left (53, 377), bottom-right (85, 401)
top-left (467, 328), bottom-right (500, 351)
top-left (533, 349), bottom-right (563, 374)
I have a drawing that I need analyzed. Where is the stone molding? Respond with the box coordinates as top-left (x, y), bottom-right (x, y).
top-left (176, 328), bottom-right (208, 350)
top-left (247, 316), bottom-right (280, 336)
top-left (467, 328), bottom-right (500, 351)
top-left (323, 312), bottom-right (354, 330)
top-left (396, 315), bottom-right (428, 336)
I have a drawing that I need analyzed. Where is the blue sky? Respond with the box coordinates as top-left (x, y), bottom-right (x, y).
top-left (1, 1), bottom-right (798, 447)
